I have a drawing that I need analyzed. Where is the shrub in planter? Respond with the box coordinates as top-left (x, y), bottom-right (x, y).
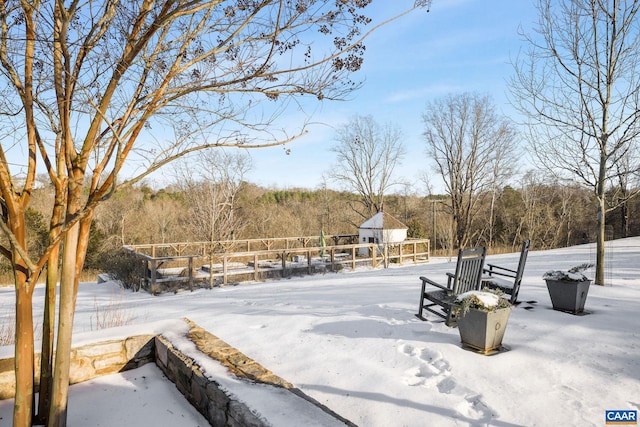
top-left (543, 263), bottom-right (593, 314)
top-left (453, 290), bottom-right (512, 355)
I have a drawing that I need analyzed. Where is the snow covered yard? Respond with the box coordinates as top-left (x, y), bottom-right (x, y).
top-left (0, 237), bottom-right (639, 426)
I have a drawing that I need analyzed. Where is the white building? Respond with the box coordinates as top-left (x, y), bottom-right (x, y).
top-left (358, 212), bottom-right (408, 256)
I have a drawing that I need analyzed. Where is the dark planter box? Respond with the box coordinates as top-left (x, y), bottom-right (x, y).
top-left (545, 279), bottom-right (591, 314)
top-left (457, 306), bottom-right (511, 354)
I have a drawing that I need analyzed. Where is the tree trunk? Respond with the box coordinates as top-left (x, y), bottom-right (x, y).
top-left (595, 198), bottom-right (605, 286)
top-left (594, 147), bottom-right (607, 286)
top-left (12, 210), bottom-right (35, 427)
top-left (37, 191), bottom-right (65, 424)
top-left (48, 222), bottom-right (80, 427)
top-left (35, 249), bottom-right (59, 425)
top-left (621, 200), bottom-right (628, 238)
top-left (13, 280), bottom-right (35, 427)
top-left (489, 191), bottom-right (495, 249)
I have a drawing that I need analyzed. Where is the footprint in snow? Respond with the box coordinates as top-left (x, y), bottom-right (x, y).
top-left (397, 341), bottom-right (496, 422)
top-left (437, 375), bottom-right (495, 422)
top-left (398, 343), bottom-right (449, 386)
top-left (456, 394), bottom-right (493, 422)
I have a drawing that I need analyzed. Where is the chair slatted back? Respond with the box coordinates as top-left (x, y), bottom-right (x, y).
top-left (451, 246), bottom-right (487, 295)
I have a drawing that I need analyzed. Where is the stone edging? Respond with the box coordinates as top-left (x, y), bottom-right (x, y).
top-left (181, 318), bottom-right (357, 426)
top-left (0, 319), bottom-right (356, 427)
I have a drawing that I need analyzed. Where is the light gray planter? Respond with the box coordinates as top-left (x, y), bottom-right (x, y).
top-left (457, 306), bottom-right (511, 354)
top-left (545, 279), bottom-right (591, 314)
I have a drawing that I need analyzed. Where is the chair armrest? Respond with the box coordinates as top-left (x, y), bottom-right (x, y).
top-left (484, 263), bottom-right (517, 276)
top-left (483, 270), bottom-right (516, 279)
top-left (420, 276), bottom-right (450, 292)
top-left (446, 272), bottom-right (456, 288)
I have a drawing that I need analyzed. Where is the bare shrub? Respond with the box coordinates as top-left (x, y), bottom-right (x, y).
top-left (0, 312), bottom-right (15, 347)
top-left (102, 249), bottom-right (146, 291)
top-left (0, 308), bottom-right (42, 346)
top-left (89, 294), bottom-right (136, 331)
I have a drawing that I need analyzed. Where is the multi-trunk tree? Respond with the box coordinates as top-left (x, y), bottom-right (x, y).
top-left (0, 1), bottom-right (430, 425)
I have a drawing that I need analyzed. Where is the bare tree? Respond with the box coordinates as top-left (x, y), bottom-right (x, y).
top-left (0, 1), bottom-right (431, 425)
top-left (330, 115), bottom-right (406, 219)
top-left (94, 189), bottom-right (146, 247)
top-left (422, 92), bottom-right (518, 249)
top-left (175, 149), bottom-right (250, 287)
top-left (140, 193), bottom-right (186, 244)
top-left (510, 0), bottom-right (640, 285)
top-left (175, 150), bottom-right (251, 243)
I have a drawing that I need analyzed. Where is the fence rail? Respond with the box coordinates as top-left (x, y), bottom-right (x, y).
top-left (123, 234), bottom-right (359, 257)
top-left (122, 237), bottom-right (430, 294)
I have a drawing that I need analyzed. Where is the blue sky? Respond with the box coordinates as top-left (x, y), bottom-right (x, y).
top-left (243, 0), bottom-right (540, 193)
top-left (2, 1), bottom-right (539, 193)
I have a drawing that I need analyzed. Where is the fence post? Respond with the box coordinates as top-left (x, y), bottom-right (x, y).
top-left (331, 248), bottom-right (335, 272)
top-left (371, 244), bottom-right (375, 267)
top-left (223, 255), bottom-right (228, 286)
top-left (281, 251), bottom-right (287, 277)
top-left (142, 259), bottom-right (149, 292)
top-left (351, 246), bottom-right (356, 270)
top-left (254, 254), bottom-right (258, 281)
top-left (384, 244), bottom-right (389, 268)
top-left (150, 259), bottom-right (157, 294)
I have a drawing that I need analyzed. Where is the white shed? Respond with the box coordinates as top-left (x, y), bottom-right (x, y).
top-left (358, 212), bottom-right (408, 256)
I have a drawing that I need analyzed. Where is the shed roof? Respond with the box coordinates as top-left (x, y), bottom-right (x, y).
top-left (358, 212), bottom-right (407, 230)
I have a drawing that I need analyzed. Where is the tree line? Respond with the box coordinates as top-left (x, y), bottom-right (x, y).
top-left (4, 176), bottom-right (637, 279)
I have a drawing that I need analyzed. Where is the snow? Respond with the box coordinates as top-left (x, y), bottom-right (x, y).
top-left (1, 237), bottom-right (640, 426)
top-left (454, 291), bottom-right (502, 308)
top-left (543, 270), bottom-right (590, 282)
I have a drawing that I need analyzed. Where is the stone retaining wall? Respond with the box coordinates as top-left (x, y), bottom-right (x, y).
top-left (155, 334), bottom-right (267, 426)
top-left (0, 334), bottom-right (155, 400)
top-left (0, 319), bottom-right (354, 427)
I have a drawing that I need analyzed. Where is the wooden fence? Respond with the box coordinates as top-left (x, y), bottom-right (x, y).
top-left (122, 237), bottom-right (430, 294)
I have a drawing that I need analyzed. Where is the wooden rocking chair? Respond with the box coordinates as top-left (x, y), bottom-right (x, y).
top-left (415, 246), bottom-right (487, 327)
top-left (482, 240), bottom-right (530, 305)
